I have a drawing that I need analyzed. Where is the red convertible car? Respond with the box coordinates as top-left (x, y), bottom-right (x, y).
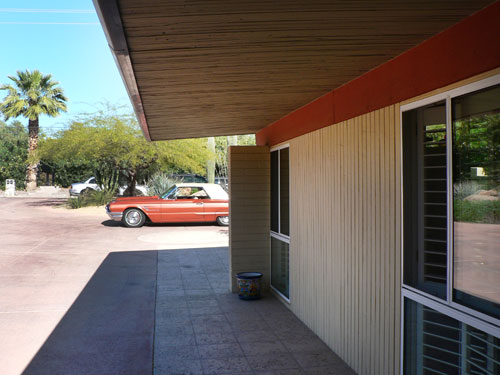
top-left (106, 183), bottom-right (229, 228)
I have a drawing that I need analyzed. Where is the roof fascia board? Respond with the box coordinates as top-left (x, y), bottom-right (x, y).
top-left (92, 0), bottom-right (151, 141)
top-left (256, 1), bottom-right (500, 146)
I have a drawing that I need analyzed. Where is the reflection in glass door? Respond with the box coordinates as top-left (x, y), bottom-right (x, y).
top-left (452, 84), bottom-right (500, 319)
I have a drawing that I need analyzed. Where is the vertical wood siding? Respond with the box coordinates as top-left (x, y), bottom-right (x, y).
top-left (290, 105), bottom-right (401, 375)
top-left (229, 146), bottom-right (270, 292)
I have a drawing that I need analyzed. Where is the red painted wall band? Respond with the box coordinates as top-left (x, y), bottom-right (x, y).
top-left (256, 1), bottom-right (500, 146)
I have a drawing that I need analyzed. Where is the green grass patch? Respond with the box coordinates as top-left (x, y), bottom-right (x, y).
top-left (454, 199), bottom-right (500, 224)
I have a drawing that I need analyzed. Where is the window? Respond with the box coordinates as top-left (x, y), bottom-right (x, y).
top-left (402, 75), bottom-right (500, 373)
top-left (270, 145), bottom-right (290, 299)
top-left (404, 298), bottom-right (500, 375)
top-left (403, 100), bottom-right (448, 299)
top-left (271, 151), bottom-right (279, 232)
top-left (168, 186), bottom-right (208, 199)
top-left (271, 237), bottom-right (289, 298)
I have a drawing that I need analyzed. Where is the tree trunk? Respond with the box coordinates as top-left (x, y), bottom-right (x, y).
top-left (207, 137), bottom-right (216, 183)
top-left (125, 170), bottom-right (137, 196)
top-left (26, 118), bottom-right (39, 191)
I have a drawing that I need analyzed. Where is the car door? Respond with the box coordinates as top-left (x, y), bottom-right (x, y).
top-left (202, 199), bottom-right (228, 222)
top-left (140, 200), bottom-right (163, 222)
top-left (161, 186), bottom-right (205, 222)
top-left (87, 177), bottom-right (100, 191)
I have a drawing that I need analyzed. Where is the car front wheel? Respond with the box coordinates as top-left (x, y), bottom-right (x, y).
top-left (216, 216), bottom-right (229, 226)
top-left (122, 208), bottom-right (146, 228)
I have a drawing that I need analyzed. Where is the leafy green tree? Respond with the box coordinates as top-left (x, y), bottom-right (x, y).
top-left (41, 159), bottom-right (95, 188)
top-left (0, 120), bottom-right (28, 189)
top-left (40, 107), bottom-right (209, 195)
top-left (207, 137), bottom-right (216, 183)
top-left (214, 135), bottom-right (256, 178)
top-left (453, 114), bottom-right (500, 187)
top-left (0, 70), bottom-right (67, 190)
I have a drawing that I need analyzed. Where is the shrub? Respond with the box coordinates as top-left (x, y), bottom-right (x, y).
top-left (454, 199), bottom-right (500, 224)
top-left (67, 196), bottom-right (83, 209)
top-left (453, 181), bottom-right (484, 201)
top-left (0, 121), bottom-right (28, 189)
top-left (146, 172), bottom-right (181, 197)
top-left (86, 189), bottom-right (115, 206)
top-left (67, 189), bottom-right (115, 209)
top-left (45, 160), bottom-right (95, 188)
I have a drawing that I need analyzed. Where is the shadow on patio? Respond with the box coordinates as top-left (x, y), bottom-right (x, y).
top-left (23, 247), bottom-right (355, 375)
top-left (23, 250), bottom-right (157, 375)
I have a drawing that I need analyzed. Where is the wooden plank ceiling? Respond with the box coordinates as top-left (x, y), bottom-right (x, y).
top-left (114, 0), bottom-right (491, 141)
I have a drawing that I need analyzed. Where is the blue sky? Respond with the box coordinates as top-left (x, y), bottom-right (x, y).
top-left (0, 0), bottom-right (131, 133)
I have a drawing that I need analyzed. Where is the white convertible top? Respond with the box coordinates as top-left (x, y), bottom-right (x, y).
top-left (176, 183), bottom-right (228, 200)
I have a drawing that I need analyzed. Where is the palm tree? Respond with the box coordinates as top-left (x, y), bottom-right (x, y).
top-left (0, 70), bottom-right (67, 190)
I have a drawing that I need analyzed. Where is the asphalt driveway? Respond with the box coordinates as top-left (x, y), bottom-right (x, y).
top-left (0, 198), bottom-right (228, 375)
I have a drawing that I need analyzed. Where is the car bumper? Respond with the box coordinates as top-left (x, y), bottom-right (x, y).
top-left (105, 205), bottom-right (122, 221)
top-left (69, 189), bottom-right (80, 196)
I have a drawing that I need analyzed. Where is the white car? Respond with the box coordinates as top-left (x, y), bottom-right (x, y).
top-left (118, 184), bottom-right (148, 196)
top-left (70, 177), bottom-right (148, 196)
top-left (69, 177), bottom-right (100, 196)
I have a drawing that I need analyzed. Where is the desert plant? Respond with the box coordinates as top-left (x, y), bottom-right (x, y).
top-left (146, 172), bottom-right (181, 196)
top-left (66, 189), bottom-right (115, 209)
top-left (67, 196), bottom-right (83, 209)
top-left (453, 180), bottom-right (484, 201)
top-left (85, 189), bottom-right (115, 206)
top-left (97, 169), bottom-right (119, 194)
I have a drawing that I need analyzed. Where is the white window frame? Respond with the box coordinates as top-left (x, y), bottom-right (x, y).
top-left (270, 143), bottom-right (291, 302)
top-left (400, 74), bottom-right (500, 374)
top-left (270, 235), bottom-right (291, 303)
top-left (270, 143), bottom-right (291, 240)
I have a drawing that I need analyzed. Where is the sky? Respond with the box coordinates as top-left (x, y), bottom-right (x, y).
top-left (0, 0), bottom-right (131, 134)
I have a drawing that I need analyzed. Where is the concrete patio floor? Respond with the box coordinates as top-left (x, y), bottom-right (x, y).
top-left (154, 248), bottom-right (356, 375)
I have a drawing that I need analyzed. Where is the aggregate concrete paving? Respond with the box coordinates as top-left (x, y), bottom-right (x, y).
top-left (0, 198), bottom-right (355, 375)
top-left (153, 248), bottom-right (356, 375)
top-left (0, 198), bottom-right (227, 375)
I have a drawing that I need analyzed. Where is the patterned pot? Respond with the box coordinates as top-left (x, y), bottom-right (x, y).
top-left (236, 272), bottom-right (263, 300)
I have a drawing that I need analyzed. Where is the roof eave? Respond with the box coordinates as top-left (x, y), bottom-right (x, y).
top-left (93, 0), bottom-right (151, 141)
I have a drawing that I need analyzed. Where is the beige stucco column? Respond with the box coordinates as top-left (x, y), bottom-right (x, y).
top-left (228, 145), bottom-right (270, 292)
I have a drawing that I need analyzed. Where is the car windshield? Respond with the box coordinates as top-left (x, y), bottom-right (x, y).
top-left (161, 185), bottom-right (211, 200)
top-left (161, 185), bottom-right (177, 199)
